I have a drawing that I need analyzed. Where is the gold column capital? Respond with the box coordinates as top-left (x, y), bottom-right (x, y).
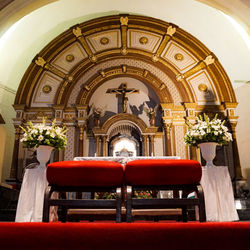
top-left (183, 102), bottom-right (197, 109)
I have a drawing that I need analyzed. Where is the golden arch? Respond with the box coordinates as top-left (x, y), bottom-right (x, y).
top-left (74, 65), bottom-right (174, 105)
top-left (102, 113), bottom-right (148, 135)
top-left (14, 14), bottom-right (236, 108)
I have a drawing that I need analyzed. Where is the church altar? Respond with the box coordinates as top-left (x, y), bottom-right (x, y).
top-left (75, 157), bottom-right (239, 222)
top-left (15, 156), bottom-right (238, 222)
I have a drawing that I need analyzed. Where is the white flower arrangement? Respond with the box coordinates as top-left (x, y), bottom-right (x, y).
top-left (20, 117), bottom-right (67, 149)
top-left (184, 113), bottom-right (233, 146)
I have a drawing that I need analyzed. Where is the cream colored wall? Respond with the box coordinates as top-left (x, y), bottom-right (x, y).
top-left (0, 86), bottom-right (15, 182)
top-left (235, 84), bottom-right (250, 187)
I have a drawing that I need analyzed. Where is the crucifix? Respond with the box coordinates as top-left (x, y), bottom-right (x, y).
top-left (106, 83), bottom-right (139, 113)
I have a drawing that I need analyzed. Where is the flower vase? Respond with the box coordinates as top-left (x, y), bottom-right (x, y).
top-left (36, 145), bottom-right (54, 168)
top-left (198, 142), bottom-right (217, 167)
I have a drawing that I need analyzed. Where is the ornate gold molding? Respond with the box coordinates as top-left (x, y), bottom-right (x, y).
top-left (16, 14), bottom-right (237, 109)
top-left (176, 55), bottom-right (215, 81)
top-left (101, 113), bottom-right (148, 134)
top-left (72, 26), bottom-right (97, 62)
top-left (120, 16), bottom-right (128, 55)
top-left (35, 56), bottom-right (73, 82)
top-left (76, 65), bottom-right (173, 105)
top-left (152, 25), bottom-right (176, 62)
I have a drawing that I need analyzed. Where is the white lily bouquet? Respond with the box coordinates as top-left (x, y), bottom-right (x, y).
top-left (184, 113), bottom-right (232, 146)
top-left (20, 117), bottom-right (67, 149)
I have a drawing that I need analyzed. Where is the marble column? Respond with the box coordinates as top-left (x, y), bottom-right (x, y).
top-left (95, 136), bottom-right (101, 156)
top-left (78, 125), bottom-right (85, 157)
top-left (164, 123), bottom-right (172, 156)
top-left (143, 135), bottom-right (149, 156)
top-left (149, 135), bottom-right (155, 156)
top-left (102, 135), bottom-right (108, 157)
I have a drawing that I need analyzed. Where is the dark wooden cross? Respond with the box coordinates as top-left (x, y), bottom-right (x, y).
top-left (106, 83), bottom-right (139, 113)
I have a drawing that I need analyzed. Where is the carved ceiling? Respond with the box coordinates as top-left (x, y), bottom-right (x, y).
top-left (14, 15), bottom-right (237, 113)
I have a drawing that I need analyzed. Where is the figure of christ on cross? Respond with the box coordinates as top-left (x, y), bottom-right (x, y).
top-left (106, 83), bottom-right (139, 113)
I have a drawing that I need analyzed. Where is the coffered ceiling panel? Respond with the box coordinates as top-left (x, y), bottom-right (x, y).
top-left (85, 29), bottom-right (121, 53)
top-left (162, 41), bottom-right (198, 72)
top-left (187, 70), bottom-right (219, 105)
top-left (128, 29), bottom-right (162, 53)
top-left (31, 72), bottom-right (61, 107)
top-left (51, 42), bottom-right (87, 73)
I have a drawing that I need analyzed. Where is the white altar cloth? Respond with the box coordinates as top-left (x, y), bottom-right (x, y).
top-left (15, 165), bottom-right (47, 222)
top-left (74, 156), bottom-right (180, 164)
top-left (15, 165), bottom-right (58, 222)
top-left (201, 166), bottom-right (239, 222)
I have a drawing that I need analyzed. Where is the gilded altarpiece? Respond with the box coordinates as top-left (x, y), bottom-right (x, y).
top-left (11, 15), bottom-right (241, 189)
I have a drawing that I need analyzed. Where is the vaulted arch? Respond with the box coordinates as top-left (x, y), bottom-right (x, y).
top-left (14, 14), bottom-right (236, 109)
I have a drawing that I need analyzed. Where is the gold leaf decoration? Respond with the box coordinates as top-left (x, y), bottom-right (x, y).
top-left (139, 37), bottom-right (148, 45)
top-left (100, 37), bottom-right (109, 45)
top-left (66, 54), bottom-right (75, 62)
top-left (174, 53), bottom-right (184, 61)
top-left (198, 83), bottom-right (208, 92)
top-left (42, 85), bottom-right (52, 94)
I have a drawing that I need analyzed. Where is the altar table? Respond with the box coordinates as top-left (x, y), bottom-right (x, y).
top-left (73, 156), bottom-right (180, 165)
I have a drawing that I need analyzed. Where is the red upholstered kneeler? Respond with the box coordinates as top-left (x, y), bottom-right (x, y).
top-left (43, 160), bottom-right (124, 222)
top-left (124, 159), bottom-right (206, 222)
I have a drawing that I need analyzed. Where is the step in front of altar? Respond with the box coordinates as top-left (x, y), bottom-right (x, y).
top-left (66, 207), bottom-right (183, 222)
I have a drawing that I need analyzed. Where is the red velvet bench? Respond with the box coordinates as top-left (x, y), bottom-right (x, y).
top-left (124, 159), bottom-right (206, 222)
top-left (43, 160), bottom-right (124, 223)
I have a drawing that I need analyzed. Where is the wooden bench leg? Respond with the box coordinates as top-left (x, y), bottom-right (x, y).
top-left (197, 184), bottom-right (206, 222)
top-left (116, 187), bottom-right (122, 223)
top-left (43, 186), bottom-right (52, 222)
top-left (182, 206), bottom-right (188, 222)
top-left (60, 192), bottom-right (67, 222)
top-left (126, 186), bottom-right (132, 222)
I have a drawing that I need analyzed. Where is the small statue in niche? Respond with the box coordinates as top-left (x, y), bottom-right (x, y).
top-left (143, 103), bottom-right (159, 126)
top-left (89, 104), bottom-right (106, 127)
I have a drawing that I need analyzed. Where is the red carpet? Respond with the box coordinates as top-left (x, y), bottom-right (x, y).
top-left (0, 222), bottom-right (250, 250)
